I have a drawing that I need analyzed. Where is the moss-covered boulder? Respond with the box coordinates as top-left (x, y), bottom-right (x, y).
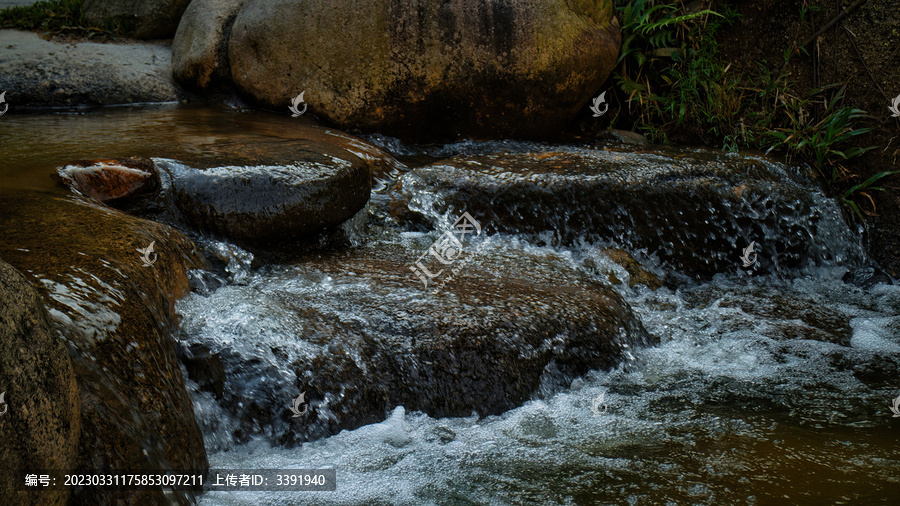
top-left (174, 0), bottom-right (620, 139)
top-left (0, 259), bottom-right (81, 506)
top-left (0, 191), bottom-right (207, 504)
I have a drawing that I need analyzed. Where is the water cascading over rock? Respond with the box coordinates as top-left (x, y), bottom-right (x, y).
top-left (178, 236), bottom-right (654, 448)
top-left (395, 144), bottom-right (862, 277)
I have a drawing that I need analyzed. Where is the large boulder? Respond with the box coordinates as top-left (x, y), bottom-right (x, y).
top-left (0, 260), bottom-right (81, 506)
top-left (177, 237), bottom-right (654, 446)
top-left (173, 0), bottom-right (620, 139)
top-left (0, 191), bottom-right (208, 504)
top-left (0, 30), bottom-right (177, 108)
top-left (82, 0), bottom-right (191, 39)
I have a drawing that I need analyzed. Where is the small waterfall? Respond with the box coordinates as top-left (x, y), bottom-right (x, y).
top-left (399, 145), bottom-right (866, 278)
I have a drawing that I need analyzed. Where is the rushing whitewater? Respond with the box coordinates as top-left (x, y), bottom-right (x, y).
top-left (174, 139), bottom-right (900, 504)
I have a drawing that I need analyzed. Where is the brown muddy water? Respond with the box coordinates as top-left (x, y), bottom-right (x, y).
top-left (1, 104), bottom-right (329, 190)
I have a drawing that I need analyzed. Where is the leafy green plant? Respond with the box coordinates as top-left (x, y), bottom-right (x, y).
top-left (767, 85), bottom-right (875, 183)
top-left (617, 0), bottom-right (721, 68)
top-left (613, 0), bottom-right (727, 142)
top-left (840, 170), bottom-right (899, 220)
top-left (0, 0), bottom-right (120, 39)
top-left (655, 8), bottom-right (743, 146)
top-left (609, 1), bottom-right (890, 221)
top-left (765, 84), bottom-right (889, 220)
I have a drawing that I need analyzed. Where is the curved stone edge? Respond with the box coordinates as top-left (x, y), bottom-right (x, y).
top-left (224, 0), bottom-right (620, 138)
top-left (172, 0), bottom-right (246, 92)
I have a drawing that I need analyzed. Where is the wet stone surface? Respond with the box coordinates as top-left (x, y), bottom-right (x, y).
top-left (0, 191), bottom-right (208, 505)
top-left (400, 146), bottom-right (856, 277)
top-left (161, 154), bottom-right (371, 250)
top-left (54, 157), bottom-right (160, 208)
top-left (177, 237), bottom-right (654, 447)
top-left (0, 259), bottom-right (80, 506)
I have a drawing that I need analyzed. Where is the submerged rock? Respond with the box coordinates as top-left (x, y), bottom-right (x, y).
top-left (175, 0), bottom-right (620, 139)
top-left (593, 129), bottom-right (652, 146)
top-left (0, 191), bottom-right (207, 504)
top-left (599, 248), bottom-right (664, 289)
top-left (54, 157), bottom-right (160, 207)
top-left (842, 266), bottom-right (893, 289)
top-left (178, 237), bottom-right (654, 447)
top-left (156, 118), bottom-right (400, 181)
top-left (0, 260), bottom-right (81, 506)
top-left (401, 146), bottom-right (850, 277)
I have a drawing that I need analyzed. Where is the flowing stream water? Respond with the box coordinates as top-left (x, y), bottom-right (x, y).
top-left (2, 106), bottom-right (899, 504)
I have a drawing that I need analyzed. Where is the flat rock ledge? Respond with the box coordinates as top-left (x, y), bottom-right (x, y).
top-left (0, 29), bottom-right (178, 108)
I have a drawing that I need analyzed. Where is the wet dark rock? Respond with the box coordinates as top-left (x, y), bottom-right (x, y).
top-left (53, 123), bottom-right (399, 255)
top-left (842, 266), bottom-right (893, 289)
top-left (686, 286), bottom-right (855, 347)
top-left (0, 259), bottom-right (81, 506)
top-left (0, 191), bottom-right (208, 504)
top-left (187, 268), bottom-right (227, 296)
top-left (846, 352), bottom-right (900, 390)
top-left (153, 127), bottom-right (387, 251)
top-left (82, 0), bottom-right (191, 39)
top-left (177, 239), bottom-right (654, 446)
top-left (161, 151), bottom-right (371, 250)
top-left (179, 343), bottom-right (227, 400)
top-left (401, 146), bottom-right (836, 277)
top-left (54, 157), bottom-right (160, 208)
top-left (179, 0), bottom-right (621, 139)
top-left (598, 248), bottom-right (663, 289)
top-left (593, 129), bottom-right (651, 146)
